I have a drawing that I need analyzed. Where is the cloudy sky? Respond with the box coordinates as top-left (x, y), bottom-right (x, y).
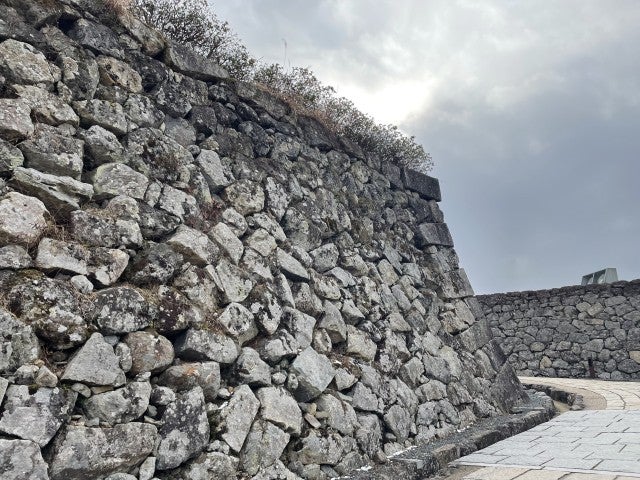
top-left (215, 0), bottom-right (640, 294)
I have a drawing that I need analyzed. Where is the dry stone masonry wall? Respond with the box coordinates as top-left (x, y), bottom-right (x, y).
top-left (0, 1), bottom-right (525, 478)
top-left (480, 280), bottom-right (640, 380)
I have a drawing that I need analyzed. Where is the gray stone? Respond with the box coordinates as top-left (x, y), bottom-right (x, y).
top-left (334, 368), bottom-right (358, 391)
top-left (68, 18), bottom-right (124, 58)
top-left (174, 328), bottom-right (239, 364)
top-left (350, 382), bottom-right (381, 413)
top-left (35, 365), bottom-right (58, 387)
top-left (319, 301), bottom-right (347, 343)
top-left (118, 11), bottom-right (165, 55)
top-left (164, 41), bottom-right (229, 81)
top-left (245, 228), bottom-right (277, 256)
top-left (0, 192), bottom-right (48, 247)
top-left (82, 381), bottom-right (151, 425)
top-left (90, 162), bottom-right (149, 200)
top-left (378, 259), bottom-right (400, 286)
top-left (257, 386), bottom-right (303, 435)
top-left (317, 394), bottom-right (359, 436)
top-left (0, 39), bottom-right (55, 85)
top-left (88, 245), bottom-right (130, 286)
top-left (35, 237), bottom-right (90, 276)
top-left (91, 286), bottom-right (151, 335)
top-left (248, 213), bottom-right (287, 242)
top-left (74, 99), bottom-right (128, 135)
top-left (150, 386), bottom-right (177, 407)
top-left (165, 116), bottom-right (196, 146)
top-left (0, 385), bottom-right (76, 446)
top-left (119, 332), bottom-right (172, 376)
top-left (70, 209), bottom-right (143, 248)
top-left (13, 364), bottom-right (39, 385)
top-left (124, 95), bottom-right (164, 130)
top-left (167, 225), bottom-right (219, 266)
top-left (4, 275), bottom-right (87, 350)
top-left (14, 85), bottom-right (79, 127)
top-left (168, 452), bottom-right (238, 480)
top-left (61, 332), bottom-right (126, 387)
top-left (19, 125), bottom-right (84, 179)
top-left (342, 299), bottom-right (365, 324)
top-left (138, 456), bottom-right (156, 480)
top-left (401, 169), bottom-right (442, 201)
top-left (400, 357), bottom-right (425, 387)
top-left (240, 420), bottom-right (290, 476)
top-left (156, 387), bottom-right (210, 470)
top-left (104, 474), bottom-right (136, 480)
top-left (290, 347), bottom-right (335, 401)
top-left (196, 149), bottom-right (234, 192)
top-left (97, 55), bottom-right (143, 92)
top-left (277, 248), bottom-right (310, 281)
top-left (0, 138), bottom-right (24, 174)
top-left (81, 125), bottom-right (124, 165)
top-left (10, 167), bottom-right (93, 218)
top-left (295, 431), bottom-right (344, 466)
top-left (114, 343), bottom-right (132, 372)
top-left (248, 284), bottom-right (283, 335)
top-left (224, 179), bottom-right (265, 215)
top-left (210, 222), bottom-right (244, 264)
top-left (157, 362), bottom-right (220, 401)
top-left (346, 326), bottom-right (377, 362)
top-left (416, 222), bottom-right (454, 247)
top-left (71, 274), bottom-right (93, 293)
top-left (0, 98), bottom-right (34, 144)
top-left (171, 265), bottom-right (219, 314)
top-left (125, 128), bottom-right (194, 181)
top-left (222, 207), bottom-right (248, 236)
top-left (355, 414), bottom-right (383, 456)
top-left (0, 439), bottom-right (48, 480)
top-left (257, 331), bottom-right (300, 364)
top-left (312, 271), bottom-right (342, 300)
top-left (383, 404), bottom-right (412, 442)
top-left (217, 302), bottom-right (258, 345)
top-left (310, 243), bottom-right (339, 272)
top-left (128, 243), bottom-right (183, 285)
top-left (218, 384), bottom-right (260, 452)
top-left (288, 307), bottom-right (319, 349)
top-left (216, 258), bottom-right (253, 302)
top-left (236, 347), bottom-right (271, 386)
top-left (49, 423), bottom-right (157, 480)
top-left (157, 184), bottom-right (198, 220)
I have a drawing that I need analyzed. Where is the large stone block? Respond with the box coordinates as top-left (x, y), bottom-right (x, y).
top-left (0, 192), bottom-right (48, 247)
top-left (164, 41), bottom-right (229, 81)
top-left (402, 168), bottom-right (442, 201)
top-left (416, 222), bottom-right (454, 247)
top-left (49, 423), bottom-right (157, 480)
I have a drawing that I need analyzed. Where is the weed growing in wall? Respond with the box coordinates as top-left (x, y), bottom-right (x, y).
top-left (129, 0), bottom-right (433, 172)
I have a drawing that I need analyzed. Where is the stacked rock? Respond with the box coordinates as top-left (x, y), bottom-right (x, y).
top-left (481, 280), bottom-right (640, 380)
top-left (0, 1), bottom-right (524, 478)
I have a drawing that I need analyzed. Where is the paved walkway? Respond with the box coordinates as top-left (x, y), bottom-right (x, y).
top-left (448, 377), bottom-right (640, 480)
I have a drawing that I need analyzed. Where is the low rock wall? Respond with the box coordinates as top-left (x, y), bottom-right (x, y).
top-left (479, 280), bottom-right (640, 379)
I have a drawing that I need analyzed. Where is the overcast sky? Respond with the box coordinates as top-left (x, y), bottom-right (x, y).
top-left (215, 0), bottom-right (640, 294)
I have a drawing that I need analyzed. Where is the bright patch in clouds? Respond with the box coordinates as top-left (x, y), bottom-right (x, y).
top-left (332, 78), bottom-right (437, 126)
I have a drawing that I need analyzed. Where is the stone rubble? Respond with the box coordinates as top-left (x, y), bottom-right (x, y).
top-left (0, 2), bottom-right (525, 478)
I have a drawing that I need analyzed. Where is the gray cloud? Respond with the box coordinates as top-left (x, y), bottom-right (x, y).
top-left (214, 0), bottom-right (640, 293)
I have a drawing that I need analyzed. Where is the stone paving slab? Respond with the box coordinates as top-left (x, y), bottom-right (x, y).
top-left (454, 410), bottom-right (640, 475)
top-left (453, 378), bottom-right (640, 479)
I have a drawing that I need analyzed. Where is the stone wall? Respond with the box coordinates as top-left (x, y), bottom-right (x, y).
top-left (480, 280), bottom-right (640, 380)
top-left (0, 1), bottom-right (525, 479)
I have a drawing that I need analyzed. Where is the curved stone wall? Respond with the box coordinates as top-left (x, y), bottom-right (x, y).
top-left (0, 1), bottom-right (524, 478)
top-left (480, 280), bottom-right (640, 380)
